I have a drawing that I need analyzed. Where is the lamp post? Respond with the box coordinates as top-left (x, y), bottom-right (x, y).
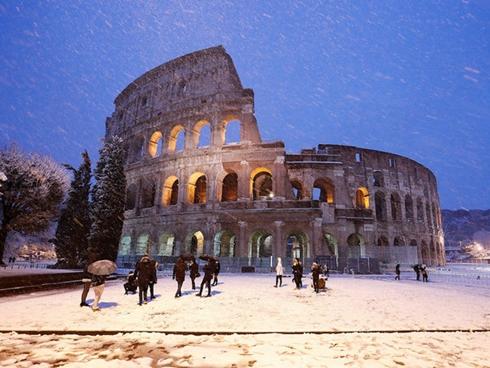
top-left (0, 171), bottom-right (6, 229)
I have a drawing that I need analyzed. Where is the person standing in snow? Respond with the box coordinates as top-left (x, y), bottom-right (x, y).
top-left (134, 254), bottom-right (153, 305)
top-left (292, 258), bottom-right (302, 289)
top-left (395, 264), bottom-right (401, 280)
top-left (148, 259), bottom-right (158, 299)
top-left (274, 257), bottom-right (284, 287)
top-left (211, 259), bottom-right (220, 286)
top-left (80, 265), bottom-right (92, 307)
top-left (197, 259), bottom-right (214, 297)
top-left (189, 258), bottom-right (199, 290)
top-left (172, 256), bottom-right (186, 298)
top-left (421, 265), bottom-right (429, 282)
top-left (413, 264), bottom-right (421, 281)
top-left (311, 262), bottom-right (321, 293)
top-left (91, 274), bottom-right (106, 312)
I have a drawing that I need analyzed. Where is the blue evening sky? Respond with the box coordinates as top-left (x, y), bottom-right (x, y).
top-left (1, 1), bottom-right (489, 209)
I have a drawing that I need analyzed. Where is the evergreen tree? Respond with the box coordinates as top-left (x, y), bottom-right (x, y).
top-left (88, 136), bottom-right (126, 261)
top-left (54, 151), bottom-right (91, 267)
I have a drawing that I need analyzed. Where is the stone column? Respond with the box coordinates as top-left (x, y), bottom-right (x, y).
top-left (312, 218), bottom-right (323, 258)
top-left (211, 114), bottom-right (225, 148)
top-left (272, 156), bottom-right (286, 200)
top-left (238, 160), bottom-right (250, 200)
top-left (273, 221), bottom-right (285, 258)
top-left (238, 221), bottom-right (248, 258)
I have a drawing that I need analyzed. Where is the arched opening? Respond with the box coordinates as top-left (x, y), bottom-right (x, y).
top-left (394, 236), bottom-right (405, 246)
top-left (249, 230), bottom-right (273, 258)
top-left (188, 172), bottom-right (207, 204)
top-left (214, 230), bottom-right (236, 257)
top-left (148, 131), bottom-right (163, 158)
top-left (373, 171), bottom-right (384, 187)
top-left (417, 198), bottom-right (424, 222)
top-left (193, 120), bottom-right (211, 148)
top-left (426, 203), bottom-right (432, 227)
top-left (355, 187), bottom-right (369, 209)
top-left (410, 239), bottom-right (418, 247)
top-left (141, 179), bottom-right (156, 208)
top-left (421, 240), bottom-right (429, 264)
top-left (224, 119), bottom-right (241, 144)
top-left (221, 172), bottom-right (238, 202)
top-left (377, 236), bottom-right (389, 246)
top-left (185, 231), bottom-right (204, 256)
top-left (158, 233), bottom-right (175, 256)
top-left (125, 183), bottom-right (137, 210)
top-left (375, 191), bottom-right (387, 221)
top-left (291, 180), bottom-right (304, 200)
top-left (347, 233), bottom-right (364, 258)
top-left (119, 235), bottom-right (131, 256)
top-left (168, 125), bottom-right (185, 152)
top-left (391, 192), bottom-right (402, 221)
top-left (312, 178), bottom-right (335, 204)
top-left (162, 176), bottom-right (179, 206)
top-left (405, 195), bottom-right (414, 220)
top-left (251, 168), bottom-right (273, 200)
top-left (136, 233), bottom-right (149, 255)
top-left (286, 232), bottom-right (309, 260)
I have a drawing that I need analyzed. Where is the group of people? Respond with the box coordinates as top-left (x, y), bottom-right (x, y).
top-left (171, 256), bottom-right (220, 297)
top-left (275, 257), bottom-right (328, 293)
top-left (394, 263), bottom-right (429, 282)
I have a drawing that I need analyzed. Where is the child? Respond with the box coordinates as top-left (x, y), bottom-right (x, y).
top-left (124, 271), bottom-right (137, 294)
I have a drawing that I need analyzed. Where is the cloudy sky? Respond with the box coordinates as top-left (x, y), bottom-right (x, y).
top-left (1, 1), bottom-right (489, 209)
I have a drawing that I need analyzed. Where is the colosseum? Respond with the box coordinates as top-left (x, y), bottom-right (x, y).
top-left (106, 46), bottom-right (445, 273)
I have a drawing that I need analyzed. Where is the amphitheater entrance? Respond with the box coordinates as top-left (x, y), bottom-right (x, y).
top-left (158, 233), bottom-right (176, 256)
top-left (346, 233), bottom-right (365, 259)
top-left (214, 230), bottom-right (236, 257)
top-left (251, 169), bottom-right (273, 200)
top-left (319, 233), bottom-right (338, 270)
top-left (136, 233), bottom-right (150, 255)
top-left (249, 230), bottom-right (272, 258)
top-left (286, 232), bottom-right (309, 261)
top-left (185, 231), bottom-right (204, 256)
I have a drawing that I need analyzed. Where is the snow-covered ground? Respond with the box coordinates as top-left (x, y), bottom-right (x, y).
top-left (1, 274), bottom-right (489, 367)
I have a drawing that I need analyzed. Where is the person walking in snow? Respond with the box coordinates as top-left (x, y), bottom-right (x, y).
top-left (292, 258), bottom-right (302, 289)
top-left (274, 257), bottom-right (284, 287)
top-left (148, 259), bottom-right (158, 299)
top-left (197, 260), bottom-right (214, 297)
top-left (413, 264), bottom-right (421, 281)
top-left (172, 256), bottom-right (186, 298)
top-left (395, 264), bottom-right (401, 280)
top-left (80, 265), bottom-right (92, 307)
top-left (311, 262), bottom-right (322, 293)
top-left (421, 265), bottom-right (429, 282)
top-left (91, 274), bottom-right (106, 312)
top-left (211, 259), bottom-right (221, 286)
top-left (189, 259), bottom-right (199, 290)
top-left (134, 254), bottom-right (153, 305)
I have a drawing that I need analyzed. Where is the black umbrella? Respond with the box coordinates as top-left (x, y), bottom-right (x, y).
top-left (199, 255), bottom-right (217, 262)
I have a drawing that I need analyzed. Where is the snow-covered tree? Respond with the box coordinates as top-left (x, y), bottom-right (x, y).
top-left (88, 136), bottom-right (126, 261)
top-left (54, 151), bottom-right (92, 268)
top-left (0, 146), bottom-right (69, 265)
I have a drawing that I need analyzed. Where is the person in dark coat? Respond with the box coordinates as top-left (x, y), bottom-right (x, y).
top-left (189, 259), bottom-right (199, 290)
top-left (80, 266), bottom-right (92, 307)
top-left (197, 260), bottom-right (214, 297)
top-left (124, 271), bottom-right (138, 294)
top-left (413, 264), bottom-right (421, 281)
top-left (134, 254), bottom-right (153, 305)
top-left (148, 259), bottom-right (158, 299)
top-left (172, 257), bottom-right (186, 297)
top-left (421, 265), bottom-right (429, 282)
top-left (395, 264), bottom-right (401, 280)
top-left (292, 258), bottom-right (302, 289)
top-left (311, 262), bottom-right (321, 293)
top-left (211, 259), bottom-right (220, 286)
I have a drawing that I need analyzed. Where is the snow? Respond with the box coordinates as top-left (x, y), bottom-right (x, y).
top-left (0, 274), bottom-right (489, 366)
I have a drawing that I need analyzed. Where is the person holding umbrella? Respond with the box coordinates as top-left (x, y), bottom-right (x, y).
top-left (87, 259), bottom-right (117, 311)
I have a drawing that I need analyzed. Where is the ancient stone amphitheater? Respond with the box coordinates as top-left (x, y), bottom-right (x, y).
top-left (107, 46), bottom-right (444, 272)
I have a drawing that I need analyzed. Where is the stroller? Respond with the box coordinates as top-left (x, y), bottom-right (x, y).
top-left (124, 271), bottom-right (138, 294)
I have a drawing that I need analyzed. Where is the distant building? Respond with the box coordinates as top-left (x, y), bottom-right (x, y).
top-left (106, 46), bottom-right (444, 271)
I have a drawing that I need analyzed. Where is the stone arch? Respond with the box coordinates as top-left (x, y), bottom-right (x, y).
top-left (168, 124), bottom-right (185, 152)
top-left (391, 192), bottom-right (402, 221)
top-left (355, 187), bottom-right (369, 209)
top-left (250, 167), bottom-right (273, 200)
top-left (119, 235), bottom-right (132, 256)
top-left (221, 172), bottom-right (238, 202)
top-left (148, 131), bottom-right (163, 158)
top-left (193, 119), bottom-right (211, 148)
top-left (136, 233), bottom-right (150, 255)
top-left (286, 231), bottom-right (309, 260)
top-left (291, 179), bottom-right (304, 200)
top-left (375, 191), bottom-right (387, 221)
top-left (184, 230), bottom-right (205, 256)
top-left (188, 172), bottom-right (207, 204)
top-left (214, 230), bottom-right (236, 257)
top-left (312, 178), bottom-right (335, 204)
top-left (141, 178), bottom-right (156, 208)
top-left (162, 176), bottom-right (179, 206)
top-left (405, 195), bottom-right (414, 220)
top-left (249, 229), bottom-right (273, 258)
top-left (416, 198), bottom-right (424, 222)
top-left (377, 235), bottom-right (389, 246)
top-left (224, 119), bottom-right (241, 144)
top-left (125, 183), bottom-right (137, 210)
top-left (394, 236), bottom-right (405, 246)
top-left (373, 171), bottom-right (384, 187)
top-left (347, 233), bottom-right (364, 258)
top-left (409, 239), bottom-right (418, 247)
top-left (158, 232), bottom-right (176, 256)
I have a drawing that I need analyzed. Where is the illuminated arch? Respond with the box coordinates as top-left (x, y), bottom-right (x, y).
top-left (214, 230), bottom-right (236, 257)
top-left (162, 176), bottom-right (179, 206)
top-left (168, 124), bottom-right (185, 152)
top-left (158, 233), bottom-right (176, 256)
top-left (250, 167), bottom-right (273, 200)
top-left (312, 178), bottom-right (335, 204)
top-left (355, 187), bottom-right (369, 209)
top-left (148, 131), bottom-right (163, 157)
top-left (185, 230), bottom-right (205, 255)
top-left (188, 172), bottom-right (207, 204)
top-left (193, 119), bottom-right (211, 148)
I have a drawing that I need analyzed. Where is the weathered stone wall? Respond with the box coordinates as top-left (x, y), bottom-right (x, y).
top-left (107, 46), bottom-right (444, 271)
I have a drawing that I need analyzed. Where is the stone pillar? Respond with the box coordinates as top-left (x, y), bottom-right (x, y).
top-left (312, 218), bottom-right (323, 258)
top-left (273, 221), bottom-right (285, 258)
top-left (238, 221), bottom-right (248, 257)
top-left (211, 114), bottom-right (225, 148)
top-left (177, 171), bottom-right (187, 208)
top-left (272, 156), bottom-right (287, 199)
top-left (184, 123), bottom-right (195, 150)
top-left (238, 160), bottom-right (250, 200)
